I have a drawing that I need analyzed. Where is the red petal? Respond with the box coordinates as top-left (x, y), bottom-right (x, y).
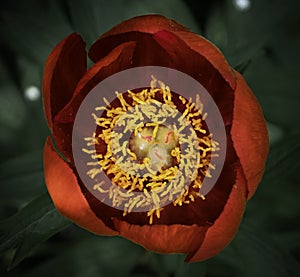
top-left (55, 41), bottom-right (136, 124)
top-left (43, 137), bottom-right (117, 236)
top-left (90, 29), bottom-right (235, 126)
top-left (231, 71), bottom-right (269, 199)
top-left (52, 41), bottom-right (136, 161)
top-left (152, 30), bottom-right (234, 125)
top-left (89, 14), bottom-right (235, 92)
top-left (89, 15), bottom-right (188, 62)
top-left (186, 166), bottom-right (247, 262)
top-left (42, 33), bottom-right (87, 131)
top-left (171, 31), bottom-right (236, 90)
top-left (113, 219), bottom-right (207, 254)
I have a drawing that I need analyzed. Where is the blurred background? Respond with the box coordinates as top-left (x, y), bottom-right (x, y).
top-left (0, 0), bottom-right (299, 276)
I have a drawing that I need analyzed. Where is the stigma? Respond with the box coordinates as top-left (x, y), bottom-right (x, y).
top-left (129, 124), bottom-right (179, 172)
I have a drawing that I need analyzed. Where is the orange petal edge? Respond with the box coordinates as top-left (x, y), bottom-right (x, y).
top-left (43, 137), bottom-right (117, 236)
top-left (186, 166), bottom-right (247, 262)
top-left (231, 71), bottom-right (269, 199)
top-left (113, 219), bottom-right (207, 254)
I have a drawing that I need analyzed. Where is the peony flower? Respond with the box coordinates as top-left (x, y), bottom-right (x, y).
top-left (42, 15), bottom-right (269, 262)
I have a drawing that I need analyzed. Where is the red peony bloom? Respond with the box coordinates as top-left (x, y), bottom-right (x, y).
top-left (42, 15), bottom-right (269, 262)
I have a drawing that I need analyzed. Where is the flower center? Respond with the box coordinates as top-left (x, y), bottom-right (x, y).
top-left (129, 125), bottom-right (179, 172)
top-left (82, 76), bottom-right (220, 224)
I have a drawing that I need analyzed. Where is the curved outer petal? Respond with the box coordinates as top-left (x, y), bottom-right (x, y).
top-left (170, 31), bottom-right (236, 90)
top-left (113, 219), bottom-right (207, 254)
top-left (89, 14), bottom-right (188, 61)
top-left (152, 30), bottom-right (234, 126)
top-left (231, 71), bottom-right (269, 199)
top-left (89, 15), bottom-right (235, 91)
top-left (50, 41), bottom-right (136, 162)
top-left (186, 166), bottom-right (247, 262)
top-left (55, 41), bottom-right (136, 124)
top-left (42, 33), bottom-right (87, 131)
top-left (43, 137), bottom-right (117, 236)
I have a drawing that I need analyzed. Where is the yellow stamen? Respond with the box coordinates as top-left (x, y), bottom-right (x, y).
top-left (82, 75), bottom-right (218, 224)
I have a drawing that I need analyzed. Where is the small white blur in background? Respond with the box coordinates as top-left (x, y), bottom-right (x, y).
top-left (233, 0), bottom-right (251, 11)
top-left (24, 85), bottom-right (41, 101)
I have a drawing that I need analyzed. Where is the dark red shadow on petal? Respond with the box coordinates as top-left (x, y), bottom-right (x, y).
top-left (88, 30), bottom-right (234, 127)
top-left (90, 32), bottom-right (173, 69)
top-left (173, 31), bottom-right (236, 91)
top-left (52, 41), bottom-right (136, 161)
top-left (89, 15), bottom-right (188, 62)
top-left (42, 33), bottom-right (87, 131)
top-left (152, 30), bottom-right (234, 127)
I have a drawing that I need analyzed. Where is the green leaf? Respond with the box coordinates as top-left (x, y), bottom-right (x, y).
top-left (0, 151), bottom-right (46, 207)
top-left (0, 84), bottom-right (27, 147)
top-left (245, 54), bottom-right (300, 128)
top-left (264, 130), bottom-right (300, 180)
top-left (267, 122), bottom-right (284, 146)
top-left (206, 0), bottom-right (300, 73)
top-left (206, 0), bottom-right (300, 129)
top-left (231, 223), bottom-right (300, 277)
top-left (20, 235), bottom-right (144, 277)
top-left (0, 0), bottom-right (72, 65)
top-left (234, 59), bottom-right (252, 74)
top-left (171, 257), bottom-right (206, 277)
top-left (0, 193), bottom-right (71, 269)
top-left (209, 222), bottom-right (300, 277)
top-left (210, 130), bottom-right (300, 276)
top-left (123, 0), bottom-right (200, 32)
top-left (145, 253), bottom-right (206, 276)
top-left (226, 0), bottom-right (293, 67)
top-left (245, 131), bottom-right (300, 234)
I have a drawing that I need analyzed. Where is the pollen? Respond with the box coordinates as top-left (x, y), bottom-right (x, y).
top-left (82, 76), bottom-right (219, 224)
